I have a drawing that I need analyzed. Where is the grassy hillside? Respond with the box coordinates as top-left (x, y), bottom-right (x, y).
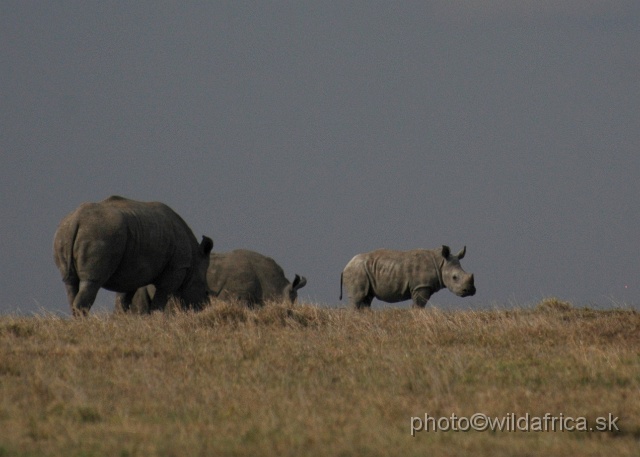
top-left (1, 299), bottom-right (639, 456)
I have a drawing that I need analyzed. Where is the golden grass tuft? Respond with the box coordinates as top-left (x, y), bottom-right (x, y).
top-left (535, 296), bottom-right (574, 312)
top-left (0, 300), bottom-right (639, 456)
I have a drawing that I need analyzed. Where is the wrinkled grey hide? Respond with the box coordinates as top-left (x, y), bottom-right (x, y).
top-left (53, 196), bottom-right (213, 316)
top-left (340, 246), bottom-right (475, 309)
top-left (124, 249), bottom-right (307, 312)
top-left (209, 249), bottom-right (307, 307)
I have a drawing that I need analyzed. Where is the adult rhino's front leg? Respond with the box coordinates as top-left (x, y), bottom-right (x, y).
top-left (411, 287), bottom-right (432, 308)
top-left (115, 291), bottom-right (136, 314)
top-left (148, 288), bottom-right (169, 312)
top-left (149, 269), bottom-right (188, 312)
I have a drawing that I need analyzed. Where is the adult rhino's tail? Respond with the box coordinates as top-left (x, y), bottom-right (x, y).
top-left (339, 272), bottom-right (343, 300)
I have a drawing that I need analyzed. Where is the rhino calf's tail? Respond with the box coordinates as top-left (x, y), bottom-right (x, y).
top-left (339, 272), bottom-right (343, 301)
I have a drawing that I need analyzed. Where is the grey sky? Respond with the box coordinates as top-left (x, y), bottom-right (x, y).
top-left (2, 2), bottom-right (639, 314)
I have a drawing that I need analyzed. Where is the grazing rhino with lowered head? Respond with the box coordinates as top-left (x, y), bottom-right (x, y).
top-left (53, 196), bottom-right (213, 316)
top-left (123, 249), bottom-right (307, 312)
top-left (208, 249), bottom-right (307, 308)
top-left (340, 245), bottom-right (475, 309)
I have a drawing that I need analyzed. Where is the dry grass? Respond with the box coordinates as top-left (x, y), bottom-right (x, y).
top-left (1, 299), bottom-right (639, 456)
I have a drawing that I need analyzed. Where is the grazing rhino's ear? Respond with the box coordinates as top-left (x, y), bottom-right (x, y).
top-left (292, 274), bottom-right (307, 291)
top-left (201, 236), bottom-right (214, 255)
top-left (457, 246), bottom-right (466, 259)
top-left (441, 245), bottom-right (451, 259)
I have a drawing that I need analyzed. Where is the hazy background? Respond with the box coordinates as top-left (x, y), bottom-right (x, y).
top-left (2, 2), bottom-right (638, 315)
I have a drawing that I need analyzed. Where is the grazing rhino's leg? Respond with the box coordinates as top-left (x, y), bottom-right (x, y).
top-left (72, 280), bottom-right (101, 317)
top-left (114, 293), bottom-right (127, 313)
top-left (411, 287), bottom-right (432, 308)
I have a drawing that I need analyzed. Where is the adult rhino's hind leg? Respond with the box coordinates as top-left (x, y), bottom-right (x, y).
top-left (63, 281), bottom-right (79, 313)
top-left (72, 280), bottom-right (101, 317)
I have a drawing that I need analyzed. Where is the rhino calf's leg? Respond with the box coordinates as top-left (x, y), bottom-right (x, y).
top-left (411, 287), bottom-right (431, 308)
top-left (341, 274), bottom-right (373, 309)
top-left (353, 295), bottom-right (373, 310)
top-left (72, 280), bottom-right (101, 317)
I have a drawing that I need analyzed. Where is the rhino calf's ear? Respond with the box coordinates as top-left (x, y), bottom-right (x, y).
top-left (201, 236), bottom-right (214, 255)
top-left (441, 245), bottom-right (451, 259)
top-left (456, 246), bottom-right (466, 259)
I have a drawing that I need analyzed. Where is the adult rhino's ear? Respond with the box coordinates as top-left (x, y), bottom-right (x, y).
top-left (456, 246), bottom-right (466, 259)
top-left (292, 274), bottom-right (307, 291)
top-left (200, 236), bottom-right (214, 255)
top-left (441, 245), bottom-right (451, 259)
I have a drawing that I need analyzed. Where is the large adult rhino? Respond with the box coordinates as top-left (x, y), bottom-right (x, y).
top-left (340, 245), bottom-right (475, 309)
top-left (124, 249), bottom-right (307, 311)
top-left (207, 249), bottom-right (307, 307)
top-left (53, 195), bottom-right (213, 316)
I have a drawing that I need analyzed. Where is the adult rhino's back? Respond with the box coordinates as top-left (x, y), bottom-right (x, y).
top-left (53, 196), bottom-right (213, 316)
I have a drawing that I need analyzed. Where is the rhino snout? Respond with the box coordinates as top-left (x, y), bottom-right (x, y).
top-left (461, 286), bottom-right (476, 297)
top-left (460, 274), bottom-right (475, 297)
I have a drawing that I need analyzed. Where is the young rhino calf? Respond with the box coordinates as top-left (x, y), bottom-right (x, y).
top-left (120, 249), bottom-right (307, 312)
top-left (340, 245), bottom-right (475, 309)
top-left (208, 249), bottom-right (307, 307)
